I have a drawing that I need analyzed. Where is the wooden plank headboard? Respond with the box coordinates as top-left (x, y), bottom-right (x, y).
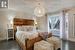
top-left (13, 18), bottom-right (34, 35)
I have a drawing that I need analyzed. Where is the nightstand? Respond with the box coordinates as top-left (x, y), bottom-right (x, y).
top-left (7, 29), bottom-right (14, 40)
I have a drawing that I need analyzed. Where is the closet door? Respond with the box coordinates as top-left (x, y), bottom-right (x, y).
top-left (73, 15), bottom-right (75, 37)
top-left (68, 13), bottom-right (75, 41)
top-left (65, 13), bottom-right (69, 40)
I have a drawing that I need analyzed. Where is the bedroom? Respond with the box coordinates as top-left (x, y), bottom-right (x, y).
top-left (0, 0), bottom-right (75, 50)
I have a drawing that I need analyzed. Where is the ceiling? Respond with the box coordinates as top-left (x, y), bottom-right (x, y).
top-left (0, 0), bottom-right (75, 16)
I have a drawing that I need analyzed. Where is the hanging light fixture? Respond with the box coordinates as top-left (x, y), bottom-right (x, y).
top-left (34, 2), bottom-right (45, 17)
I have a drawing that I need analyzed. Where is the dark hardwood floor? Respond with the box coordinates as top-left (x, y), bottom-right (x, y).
top-left (0, 39), bottom-right (75, 50)
top-left (61, 40), bottom-right (75, 50)
top-left (0, 40), bottom-right (21, 50)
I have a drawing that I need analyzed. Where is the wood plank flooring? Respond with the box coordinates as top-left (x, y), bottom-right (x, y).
top-left (0, 40), bottom-right (21, 50)
top-left (0, 39), bottom-right (75, 50)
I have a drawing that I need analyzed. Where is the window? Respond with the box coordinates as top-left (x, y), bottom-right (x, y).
top-left (48, 14), bottom-right (60, 36)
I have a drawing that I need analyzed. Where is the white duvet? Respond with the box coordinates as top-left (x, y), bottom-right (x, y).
top-left (16, 31), bottom-right (38, 45)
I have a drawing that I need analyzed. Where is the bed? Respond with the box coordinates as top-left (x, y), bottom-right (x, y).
top-left (13, 18), bottom-right (43, 50)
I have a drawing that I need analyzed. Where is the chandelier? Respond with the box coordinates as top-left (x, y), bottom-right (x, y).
top-left (34, 2), bottom-right (45, 17)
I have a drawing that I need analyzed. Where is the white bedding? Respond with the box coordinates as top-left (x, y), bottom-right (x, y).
top-left (16, 31), bottom-right (38, 45)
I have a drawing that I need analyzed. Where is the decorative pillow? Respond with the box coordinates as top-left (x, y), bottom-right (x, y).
top-left (25, 26), bottom-right (36, 32)
top-left (26, 26), bottom-right (33, 31)
top-left (17, 26), bottom-right (36, 32)
top-left (39, 32), bottom-right (49, 40)
top-left (22, 26), bottom-right (27, 31)
top-left (17, 26), bottom-right (24, 31)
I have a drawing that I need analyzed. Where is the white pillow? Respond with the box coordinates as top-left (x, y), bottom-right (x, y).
top-left (28, 26), bottom-right (36, 32)
top-left (27, 26), bottom-right (33, 31)
top-left (17, 26), bottom-right (25, 31)
top-left (17, 26), bottom-right (36, 32)
top-left (23, 26), bottom-right (36, 32)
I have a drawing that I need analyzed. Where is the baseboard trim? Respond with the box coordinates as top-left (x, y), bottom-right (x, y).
top-left (0, 38), bottom-right (7, 41)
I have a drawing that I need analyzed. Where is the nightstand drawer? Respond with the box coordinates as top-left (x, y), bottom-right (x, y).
top-left (8, 29), bottom-right (13, 34)
top-left (7, 29), bottom-right (14, 40)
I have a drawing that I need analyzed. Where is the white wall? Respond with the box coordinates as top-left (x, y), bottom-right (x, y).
top-left (0, 16), bottom-right (8, 40)
top-left (36, 15), bottom-right (48, 32)
top-left (15, 11), bottom-right (35, 19)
